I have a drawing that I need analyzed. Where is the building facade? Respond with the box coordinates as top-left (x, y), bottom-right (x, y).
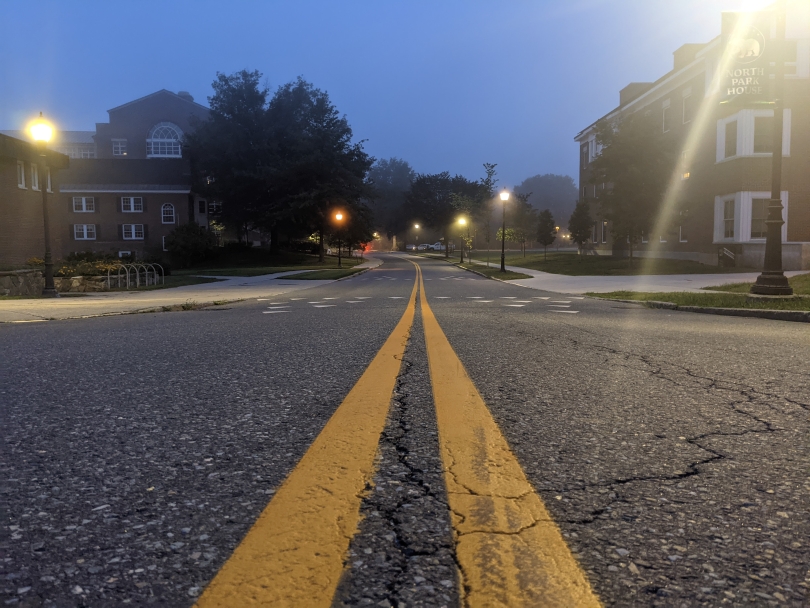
top-left (2, 90), bottom-right (211, 262)
top-left (0, 134), bottom-right (69, 266)
top-left (575, 7), bottom-right (810, 270)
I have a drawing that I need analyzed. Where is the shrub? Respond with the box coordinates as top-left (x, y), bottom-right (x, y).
top-left (165, 223), bottom-right (218, 268)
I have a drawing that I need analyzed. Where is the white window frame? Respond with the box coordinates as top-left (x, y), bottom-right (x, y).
top-left (659, 235), bottom-right (667, 244)
top-left (73, 197), bottom-right (95, 212)
top-left (31, 163), bottom-right (39, 191)
top-left (713, 192), bottom-right (788, 243)
top-left (749, 197), bottom-right (769, 240)
top-left (162, 236), bottom-right (168, 252)
top-left (17, 161), bottom-right (26, 189)
top-left (161, 203), bottom-right (176, 224)
top-left (662, 99), bottom-right (671, 133)
top-left (118, 250), bottom-right (131, 258)
top-left (46, 168), bottom-right (52, 192)
top-left (716, 109), bottom-right (791, 162)
top-left (112, 139), bottom-right (127, 156)
top-left (74, 224), bottom-right (96, 240)
top-left (122, 224), bottom-right (145, 240)
top-left (121, 197), bottom-right (143, 213)
top-left (679, 226), bottom-right (688, 243)
top-left (641, 231), bottom-right (648, 244)
top-left (601, 221), bottom-right (607, 243)
top-left (146, 122), bottom-right (183, 158)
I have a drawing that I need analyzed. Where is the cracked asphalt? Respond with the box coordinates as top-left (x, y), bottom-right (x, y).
top-left (2, 253), bottom-right (808, 606)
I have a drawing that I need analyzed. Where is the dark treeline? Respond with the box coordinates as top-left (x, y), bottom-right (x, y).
top-left (187, 69), bottom-right (579, 258)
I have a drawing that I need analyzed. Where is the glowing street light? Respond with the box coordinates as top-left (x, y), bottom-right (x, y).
top-left (29, 112), bottom-right (58, 297)
top-left (499, 190), bottom-right (510, 272)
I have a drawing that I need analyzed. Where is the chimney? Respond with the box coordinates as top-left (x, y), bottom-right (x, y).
top-left (177, 91), bottom-right (194, 102)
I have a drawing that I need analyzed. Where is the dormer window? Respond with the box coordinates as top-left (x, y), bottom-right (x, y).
top-left (146, 122), bottom-right (183, 158)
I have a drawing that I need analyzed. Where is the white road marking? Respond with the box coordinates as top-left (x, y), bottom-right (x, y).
top-left (504, 304), bottom-right (525, 307)
top-left (308, 302), bottom-right (323, 304)
top-left (263, 311), bottom-right (290, 314)
top-left (514, 300), bottom-right (532, 303)
top-left (346, 301), bottom-right (363, 303)
top-left (551, 310), bottom-right (580, 314)
top-left (571, 297), bottom-right (585, 300)
top-left (257, 298), bottom-right (269, 301)
top-left (500, 297), bottom-right (517, 299)
top-left (323, 297), bottom-right (337, 300)
top-left (548, 305), bottom-right (571, 308)
top-left (435, 297), bottom-right (451, 299)
top-left (290, 298), bottom-right (304, 301)
top-left (313, 305), bottom-right (336, 308)
top-left (267, 306), bottom-right (290, 309)
top-left (467, 297), bottom-right (483, 299)
top-left (389, 297), bottom-right (404, 299)
top-left (550, 300), bottom-right (572, 303)
top-left (474, 300), bottom-right (494, 303)
top-left (533, 297), bottom-right (551, 300)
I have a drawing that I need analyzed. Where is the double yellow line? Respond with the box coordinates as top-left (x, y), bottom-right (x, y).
top-left (196, 263), bottom-right (599, 607)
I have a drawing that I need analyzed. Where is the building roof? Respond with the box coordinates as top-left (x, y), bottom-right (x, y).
top-left (0, 130), bottom-right (96, 145)
top-left (107, 89), bottom-right (209, 113)
top-left (0, 133), bottom-right (70, 168)
top-left (59, 184), bottom-right (190, 193)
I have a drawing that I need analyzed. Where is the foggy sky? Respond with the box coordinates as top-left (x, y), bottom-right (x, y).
top-left (1, 0), bottom-right (797, 189)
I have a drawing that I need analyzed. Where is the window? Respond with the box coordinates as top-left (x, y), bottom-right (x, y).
top-left (601, 221), bottom-right (608, 243)
top-left (580, 143), bottom-right (589, 167)
top-left (162, 236), bottom-right (168, 252)
top-left (753, 116), bottom-right (773, 153)
top-left (112, 139), bottom-right (127, 156)
top-left (663, 105), bottom-right (671, 133)
top-left (641, 231), bottom-right (648, 244)
top-left (122, 224), bottom-right (145, 240)
top-left (582, 186), bottom-right (587, 199)
top-left (750, 198), bottom-right (768, 238)
top-left (659, 235), bottom-right (667, 243)
top-left (682, 94), bottom-right (692, 124)
top-left (161, 203), bottom-right (176, 224)
top-left (74, 224), bottom-right (96, 240)
top-left (118, 251), bottom-right (131, 258)
top-left (681, 150), bottom-right (690, 180)
top-left (46, 168), bottom-right (52, 192)
top-left (679, 225), bottom-right (688, 243)
top-left (17, 161), bottom-right (26, 188)
top-left (73, 197), bottom-right (95, 212)
top-left (724, 200), bottom-right (735, 239)
top-left (198, 200), bottom-right (207, 214)
top-left (31, 164), bottom-right (39, 190)
top-left (121, 197), bottom-right (143, 212)
top-left (146, 122), bottom-right (183, 157)
top-left (724, 121), bottom-right (737, 158)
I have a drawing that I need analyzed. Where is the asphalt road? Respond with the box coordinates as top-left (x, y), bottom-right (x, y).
top-left (2, 253), bottom-right (808, 606)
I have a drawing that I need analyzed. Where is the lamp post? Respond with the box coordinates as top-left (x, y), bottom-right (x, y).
top-left (30, 113), bottom-right (59, 298)
top-left (458, 218), bottom-right (467, 263)
top-left (414, 224), bottom-right (420, 250)
top-left (334, 212), bottom-right (344, 268)
top-left (499, 190), bottom-right (509, 272)
top-left (750, 4), bottom-right (792, 295)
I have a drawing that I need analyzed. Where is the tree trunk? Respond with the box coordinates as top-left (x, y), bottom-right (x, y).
top-left (629, 240), bottom-right (634, 269)
top-left (544, 246), bottom-right (547, 261)
top-left (318, 226), bottom-right (325, 263)
top-left (444, 230), bottom-right (449, 258)
top-left (269, 225), bottom-right (280, 254)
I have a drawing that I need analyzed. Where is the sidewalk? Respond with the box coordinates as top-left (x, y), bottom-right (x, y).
top-left (0, 256), bottom-right (382, 323)
top-left (466, 257), bottom-right (805, 294)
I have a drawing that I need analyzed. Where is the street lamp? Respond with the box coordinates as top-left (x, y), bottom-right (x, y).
top-left (334, 212), bottom-right (345, 268)
top-left (499, 190), bottom-right (510, 272)
top-left (458, 218), bottom-right (467, 263)
top-left (29, 113), bottom-right (58, 298)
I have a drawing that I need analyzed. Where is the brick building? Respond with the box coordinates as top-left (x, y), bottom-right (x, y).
top-left (2, 90), bottom-right (211, 261)
top-left (0, 134), bottom-right (69, 266)
top-left (575, 6), bottom-right (809, 270)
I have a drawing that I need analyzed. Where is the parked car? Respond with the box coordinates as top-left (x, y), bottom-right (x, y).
top-left (405, 244), bottom-right (416, 251)
top-left (417, 244), bottom-right (431, 251)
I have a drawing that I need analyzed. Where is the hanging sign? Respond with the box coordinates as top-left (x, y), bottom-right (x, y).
top-left (721, 11), bottom-right (771, 104)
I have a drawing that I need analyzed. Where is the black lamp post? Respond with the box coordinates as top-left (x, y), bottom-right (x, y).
top-left (334, 212), bottom-right (344, 268)
top-left (458, 218), bottom-right (467, 263)
top-left (30, 113), bottom-right (59, 298)
top-left (750, 3), bottom-right (792, 295)
top-left (499, 190), bottom-right (509, 272)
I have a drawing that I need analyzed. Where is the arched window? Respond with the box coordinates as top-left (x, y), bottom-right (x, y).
top-left (161, 203), bottom-right (176, 224)
top-left (147, 122), bottom-right (183, 157)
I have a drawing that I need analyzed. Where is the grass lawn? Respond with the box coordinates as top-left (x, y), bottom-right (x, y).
top-left (469, 251), bottom-right (755, 276)
top-left (702, 272), bottom-right (810, 295)
top-left (588, 290), bottom-right (810, 311)
top-left (282, 268), bottom-right (364, 280)
top-left (176, 255), bottom-right (362, 277)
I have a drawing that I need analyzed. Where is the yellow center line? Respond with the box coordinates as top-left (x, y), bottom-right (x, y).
top-left (415, 260), bottom-right (601, 607)
top-left (195, 273), bottom-right (419, 607)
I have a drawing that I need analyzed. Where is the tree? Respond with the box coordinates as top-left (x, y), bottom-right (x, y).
top-left (265, 78), bottom-right (374, 261)
top-left (514, 174), bottom-right (578, 226)
top-left (568, 200), bottom-right (593, 255)
top-left (510, 193), bottom-right (537, 257)
top-left (536, 209), bottom-right (557, 260)
top-left (186, 70), bottom-right (271, 244)
top-left (367, 158), bottom-right (415, 238)
top-left (589, 112), bottom-right (678, 263)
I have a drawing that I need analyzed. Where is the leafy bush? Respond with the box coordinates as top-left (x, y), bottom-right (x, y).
top-left (165, 223), bottom-right (218, 268)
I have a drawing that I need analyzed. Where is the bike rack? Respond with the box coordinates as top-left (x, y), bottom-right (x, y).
top-left (107, 263), bottom-right (164, 290)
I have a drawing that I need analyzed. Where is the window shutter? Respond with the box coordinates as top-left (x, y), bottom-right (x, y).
top-left (120, 197), bottom-right (124, 212)
top-left (68, 199), bottom-right (74, 213)
top-left (143, 224), bottom-right (149, 241)
top-left (90, 196), bottom-right (97, 213)
top-left (118, 224), bottom-right (123, 240)
top-left (70, 224), bottom-right (75, 240)
top-left (141, 197), bottom-right (147, 212)
top-left (95, 224), bottom-right (101, 240)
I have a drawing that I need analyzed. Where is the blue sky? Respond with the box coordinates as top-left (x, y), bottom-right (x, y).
top-left (0, 0), bottom-right (789, 188)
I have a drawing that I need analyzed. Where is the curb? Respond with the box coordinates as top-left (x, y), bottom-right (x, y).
top-left (605, 298), bottom-right (809, 323)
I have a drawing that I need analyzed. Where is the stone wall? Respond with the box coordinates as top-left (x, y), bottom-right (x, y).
top-left (0, 269), bottom-right (110, 296)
